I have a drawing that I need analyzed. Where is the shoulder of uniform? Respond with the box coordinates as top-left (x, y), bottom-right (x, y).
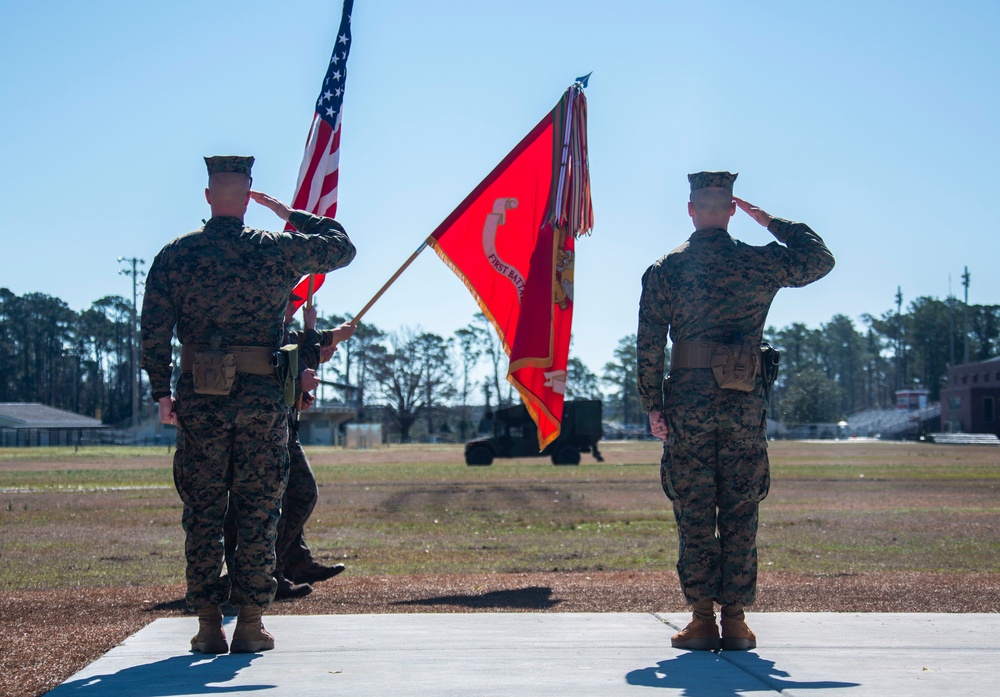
top-left (642, 255), bottom-right (670, 285)
top-left (732, 236), bottom-right (781, 254)
top-left (643, 256), bottom-right (665, 275)
top-left (667, 239), bottom-right (691, 256)
top-left (156, 229), bottom-right (205, 254)
top-left (244, 227), bottom-right (296, 244)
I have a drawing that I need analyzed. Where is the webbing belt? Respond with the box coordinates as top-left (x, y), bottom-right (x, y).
top-left (179, 345), bottom-right (276, 376)
top-left (670, 341), bottom-right (763, 370)
top-left (670, 341), bottom-right (719, 369)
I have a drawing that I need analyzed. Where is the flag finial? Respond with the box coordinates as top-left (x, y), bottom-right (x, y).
top-left (574, 72), bottom-right (592, 88)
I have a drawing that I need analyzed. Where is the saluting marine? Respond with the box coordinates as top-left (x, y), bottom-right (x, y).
top-left (637, 171), bottom-right (834, 651)
top-left (141, 155), bottom-right (355, 654)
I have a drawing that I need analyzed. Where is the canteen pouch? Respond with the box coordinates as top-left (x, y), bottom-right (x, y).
top-left (710, 342), bottom-right (760, 392)
top-left (278, 344), bottom-right (299, 407)
top-left (191, 348), bottom-right (237, 395)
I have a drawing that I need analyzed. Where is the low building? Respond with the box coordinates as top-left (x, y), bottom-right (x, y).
top-left (296, 404), bottom-right (358, 445)
top-left (895, 388), bottom-right (929, 411)
top-left (0, 403), bottom-right (106, 447)
top-left (940, 357), bottom-right (1000, 435)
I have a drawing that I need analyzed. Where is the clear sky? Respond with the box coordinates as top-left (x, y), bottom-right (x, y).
top-left (1, 1), bottom-right (998, 374)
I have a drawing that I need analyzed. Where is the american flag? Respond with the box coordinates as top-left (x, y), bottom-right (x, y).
top-left (288, 0), bottom-right (354, 304)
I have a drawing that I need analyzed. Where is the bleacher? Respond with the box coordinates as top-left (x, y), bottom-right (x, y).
top-left (927, 432), bottom-right (1000, 446)
top-left (844, 403), bottom-right (941, 439)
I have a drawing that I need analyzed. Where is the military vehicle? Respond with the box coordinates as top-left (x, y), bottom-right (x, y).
top-left (464, 399), bottom-right (604, 466)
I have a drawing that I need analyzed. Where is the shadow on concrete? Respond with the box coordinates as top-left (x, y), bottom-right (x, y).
top-left (146, 597), bottom-right (187, 612)
top-left (626, 652), bottom-right (860, 695)
top-left (392, 585), bottom-right (563, 610)
top-left (46, 653), bottom-right (269, 696)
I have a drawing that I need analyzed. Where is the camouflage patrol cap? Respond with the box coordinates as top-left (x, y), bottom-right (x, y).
top-left (688, 171), bottom-right (738, 192)
top-left (204, 155), bottom-right (255, 177)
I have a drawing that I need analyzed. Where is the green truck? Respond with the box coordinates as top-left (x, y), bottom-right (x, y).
top-left (464, 399), bottom-right (604, 466)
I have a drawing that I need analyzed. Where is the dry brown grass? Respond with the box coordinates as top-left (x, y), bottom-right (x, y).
top-left (2, 439), bottom-right (999, 695)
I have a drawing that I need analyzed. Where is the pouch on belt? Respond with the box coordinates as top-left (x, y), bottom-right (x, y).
top-left (192, 348), bottom-right (237, 395)
top-left (278, 344), bottom-right (299, 407)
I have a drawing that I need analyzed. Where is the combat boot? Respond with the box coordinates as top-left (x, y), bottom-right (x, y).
top-left (274, 574), bottom-right (313, 600)
top-left (671, 599), bottom-right (721, 651)
top-left (190, 606), bottom-right (228, 654)
top-left (721, 605), bottom-right (757, 651)
top-left (229, 605), bottom-right (275, 653)
top-left (285, 558), bottom-right (346, 585)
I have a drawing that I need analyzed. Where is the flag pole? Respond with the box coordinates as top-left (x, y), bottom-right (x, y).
top-left (351, 239), bottom-right (430, 324)
top-left (305, 274), bottom-right (316, 310)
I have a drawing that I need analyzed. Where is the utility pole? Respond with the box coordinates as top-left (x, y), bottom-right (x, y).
top-left (961, 266), bottom-right (970, 365)
top-left (118, 257), bottom-right (146, 429)
top-left (895, 286), bottom-right (903, 392)
top-left (948, 275), bottom-right (956, 431)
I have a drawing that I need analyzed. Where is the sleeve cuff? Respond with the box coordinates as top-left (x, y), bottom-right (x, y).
top-left (767, 217), bottom-right (795, 243)
top-left (287, 210), bottom-right (311, 231)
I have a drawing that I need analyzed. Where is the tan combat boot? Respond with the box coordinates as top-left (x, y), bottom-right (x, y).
top-left (229, 605), bottom-right (275, 653)
top-left (671, 598), bottom-right (721, 651)
top-left (720, 605), bottom-right (756, 651)
top-left (190, 606), bottom-right (228, 654)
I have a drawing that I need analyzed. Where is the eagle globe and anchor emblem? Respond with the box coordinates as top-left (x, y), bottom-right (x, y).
top-left (480, 197), bottom-right (573, 395)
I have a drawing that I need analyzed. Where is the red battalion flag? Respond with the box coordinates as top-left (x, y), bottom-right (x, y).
top-left (287, 0), bottom-right (355, 309)
top-left (429, 82), bottom-right (594, 450)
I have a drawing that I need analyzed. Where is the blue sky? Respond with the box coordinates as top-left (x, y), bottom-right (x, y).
top-left (1, 1), bottom-right (998, 374)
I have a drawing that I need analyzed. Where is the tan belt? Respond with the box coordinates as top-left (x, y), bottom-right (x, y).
top-left (670, 341), bottom-right (719, 369)
top-left (671, 341), bottom-right (762, 370)
top-left (180, 345), bottom-right (276, 376)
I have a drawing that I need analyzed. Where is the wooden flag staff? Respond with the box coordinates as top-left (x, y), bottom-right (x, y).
top-left (349, 239), bottom-right (430, 325)
top-left (305, 274), bottom-right (316, 310)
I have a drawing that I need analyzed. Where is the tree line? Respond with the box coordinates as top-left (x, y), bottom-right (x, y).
top-left (1, 287), bottom-right (998, 436)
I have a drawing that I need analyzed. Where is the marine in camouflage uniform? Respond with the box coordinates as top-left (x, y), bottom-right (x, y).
top-left (221, 299), bottom-right (346, 599)
top-left (140, 155), bottom-right (355, 652)
top-left (636, 171), bottom-right (834, 650)
top-left (278, 313), bottom-right (355, 589)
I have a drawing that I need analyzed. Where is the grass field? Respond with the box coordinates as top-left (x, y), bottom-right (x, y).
top-left (2, 439), bottom-right (999, 591)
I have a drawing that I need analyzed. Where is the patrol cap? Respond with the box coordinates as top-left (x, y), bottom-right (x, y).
top-left (204, 155), bottom-right (255, 177)
top-left (688, 171), bottom-right (738, 193)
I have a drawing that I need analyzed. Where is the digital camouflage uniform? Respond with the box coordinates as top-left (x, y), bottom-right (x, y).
top-left (141, 178), bottom-right (355, 612)
top-left (222, 324), bottom-right (328, 583)
top-left (637, 186), bottom-right (834, 607)
top-left (274, 325), bottom-right (327, 574)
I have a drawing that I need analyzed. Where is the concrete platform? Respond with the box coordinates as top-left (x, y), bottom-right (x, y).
top-left (46, 613), bottom-right (999, 696)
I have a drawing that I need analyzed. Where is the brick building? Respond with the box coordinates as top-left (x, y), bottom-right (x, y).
top-left (940, 357), bottom-right (1000, 435)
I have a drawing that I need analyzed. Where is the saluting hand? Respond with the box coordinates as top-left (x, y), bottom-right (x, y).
top-left (734, 197), bottom-right (773, 228)
top-left (250, 191), bottom-right (292, 222)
